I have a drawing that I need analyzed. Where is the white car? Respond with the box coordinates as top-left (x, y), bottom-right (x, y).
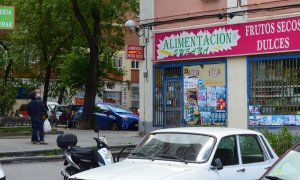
top-left (68, 127), bottom-right (278, 180)
top-left (0, 163), bottom-right (5, 180)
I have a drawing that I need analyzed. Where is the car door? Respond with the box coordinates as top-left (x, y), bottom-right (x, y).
top-left (94, 104), bottom-right (111, 129)
top-left (238, 135), bottom-right (272, 180)
top-left (212, 135), bottom-right (247, 180)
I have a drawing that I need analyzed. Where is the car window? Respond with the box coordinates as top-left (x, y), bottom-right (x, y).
top-left (266, 144), bottom-right (300, 179)
top-left (95, 104), bottom-right (109, 113)
top-left (130, 133), bottom-right (215, 163)
top-left (212, 136), bottom-right (239, 166)
top-left (239, 135), bottom-right (265, 164)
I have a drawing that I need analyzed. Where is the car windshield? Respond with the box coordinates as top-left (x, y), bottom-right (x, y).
top-left (129, 132), bottom-right (215, 163)
top-left (265, 144), bottom-right (300, 180)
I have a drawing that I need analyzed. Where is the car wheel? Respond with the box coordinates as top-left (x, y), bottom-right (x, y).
top-left (110, 122), bottom-right (119, 131)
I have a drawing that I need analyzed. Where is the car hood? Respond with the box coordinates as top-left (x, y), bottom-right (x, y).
top-left (116, 113), bottom-right (139, 120)
top-left (69, 160), bottom-right (206, 180)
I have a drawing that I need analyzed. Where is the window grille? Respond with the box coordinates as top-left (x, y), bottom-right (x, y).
top-left (153, 68), bottom-right (163, 127)
top-left (249, 58), bottom-right (300, 116)
top-left (165, 80), bottom-right (182, 128)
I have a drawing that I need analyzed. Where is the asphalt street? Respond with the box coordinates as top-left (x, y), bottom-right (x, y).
top-left (0, 128), bottom-right (145, 180)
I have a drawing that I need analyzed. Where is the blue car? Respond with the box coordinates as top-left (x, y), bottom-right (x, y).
top-left (77, 103), bottom-right (139, 130)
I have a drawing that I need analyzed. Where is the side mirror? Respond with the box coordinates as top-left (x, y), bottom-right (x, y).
top-left (211, 158), bottom-right (223, 170)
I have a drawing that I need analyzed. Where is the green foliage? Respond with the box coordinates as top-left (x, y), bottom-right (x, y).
top-left (0, 79), bottom-right (17, 116)
top-left (260, 126), bottom-right (300, 156)
top-left (42, 149), bottom-right (61, 156)
top-left (58, 50), bottom-right (89, 90)
top-left (0, 127), bottom-right (32, 133)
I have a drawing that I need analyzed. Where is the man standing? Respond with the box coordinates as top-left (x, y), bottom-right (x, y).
top-left (27, 91), bottom-right (48, 144)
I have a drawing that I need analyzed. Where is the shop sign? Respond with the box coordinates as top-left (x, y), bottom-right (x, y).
top-left (0, 6), bottom-right (15, 30)
top-left (126, 45), bottom-right (144, 60)
top-left (155, 16), bottom-right (300, 61)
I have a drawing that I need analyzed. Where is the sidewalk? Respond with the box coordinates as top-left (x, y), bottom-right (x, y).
top-left (0, 128), bottom-right (145, 164)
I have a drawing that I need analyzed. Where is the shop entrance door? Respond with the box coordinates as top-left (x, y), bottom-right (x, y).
top-left (164, 80), bottom-right (182, 128)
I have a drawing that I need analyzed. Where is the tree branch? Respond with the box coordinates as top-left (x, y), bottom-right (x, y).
top-left (71, 0), bottom-right (94, 44)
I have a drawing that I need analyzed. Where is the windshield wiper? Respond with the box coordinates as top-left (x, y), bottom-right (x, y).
top-left (265, 175), bottom-right (284, 180)
top-left (155, 154), bottom-right (188, 164)
top-left (131, 152), bottom-right (153, 160)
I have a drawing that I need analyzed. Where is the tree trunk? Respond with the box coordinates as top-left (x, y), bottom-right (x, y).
top-left (57, 86), bottom-right (66, 104)
top-left (43, 63), bottom-right (51, 106)
top-left (72, 0), bottom-right (100, 130)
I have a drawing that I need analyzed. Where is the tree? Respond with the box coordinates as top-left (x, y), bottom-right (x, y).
top-left (70, 0), bottom-right (138, 129)
top-left (8, 0), bottom-right (78, 105)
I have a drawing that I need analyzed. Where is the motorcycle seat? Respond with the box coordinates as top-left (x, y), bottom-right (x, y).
top-left (69, 146), bottom-right (94, 160)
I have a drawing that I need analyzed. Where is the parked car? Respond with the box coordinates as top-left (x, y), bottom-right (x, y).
top-left (53, 104), bottom-right (82, 125)
top-left (17, 104), bottom-right (30, 119)
top-left (0, 163), bottom-right (5, 180)
top-left (68, 127), bottom-right (278, 180)
top-left (76, 103), bottom-right (139, 130)
top-left (260, 141), bottom-right (300, 180)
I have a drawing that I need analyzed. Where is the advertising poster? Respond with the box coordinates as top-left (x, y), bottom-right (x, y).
top-left (198, 64), bottom-right (225, 87)
top-left (260, 116), bottom-right (273, 126)
top-left (183, 64), bottom-right (226, 126)
top-left (206, 87), bottom-right (216, 109)
top-left (272, 115), bottom-right (284, 125)
top-left (284, 115), bottom-right (296, 126)
top-left (296, 115), bottom-right (300, 125)
top-left (249, 106), bottom-right (261, 115)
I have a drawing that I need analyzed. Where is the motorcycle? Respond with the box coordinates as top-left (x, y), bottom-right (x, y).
top-left (56, 130), bottom-right (114, 180)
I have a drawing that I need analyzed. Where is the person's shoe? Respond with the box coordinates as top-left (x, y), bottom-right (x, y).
top-left (40, 141), bottom-right (48, 145)
top-left (31, 141), bottom-right (38, 144)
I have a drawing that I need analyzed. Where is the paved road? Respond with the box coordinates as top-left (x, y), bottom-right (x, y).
top-left (2, 161), bottom-right (64, 180)
top-left (1, 129), bottom-right (144, 180)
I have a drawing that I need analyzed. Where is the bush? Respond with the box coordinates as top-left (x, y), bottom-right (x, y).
top-left (0, 79), bottom-right (17, 116)
top-left (260, 126), bottom-right (300, 156)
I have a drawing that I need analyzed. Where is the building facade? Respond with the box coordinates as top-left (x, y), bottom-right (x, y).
top-left (138, 0), bottom-right (300, 134)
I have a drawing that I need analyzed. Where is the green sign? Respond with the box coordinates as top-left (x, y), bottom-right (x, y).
top-left (0, 6), bottom-right (15, 30)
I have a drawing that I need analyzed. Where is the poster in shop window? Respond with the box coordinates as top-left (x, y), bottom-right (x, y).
top-left (183, 63), bottom-right (226, 126)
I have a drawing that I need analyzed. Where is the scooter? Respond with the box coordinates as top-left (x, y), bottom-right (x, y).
top-left (56, 130), bottom-right (114, 180)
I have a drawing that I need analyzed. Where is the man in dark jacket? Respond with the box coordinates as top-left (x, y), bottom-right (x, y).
top-left (27, 91), bottom-right (48, 144)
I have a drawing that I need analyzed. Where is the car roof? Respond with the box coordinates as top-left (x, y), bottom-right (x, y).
top-left (152, 127), bottom-right (262, 138)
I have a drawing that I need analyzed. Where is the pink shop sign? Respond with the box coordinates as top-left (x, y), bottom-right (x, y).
top-left (154, 16), bottom-right (300, 61)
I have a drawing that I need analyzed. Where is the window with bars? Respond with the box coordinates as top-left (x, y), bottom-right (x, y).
top-left (249, 57), bottom-right (300, 126)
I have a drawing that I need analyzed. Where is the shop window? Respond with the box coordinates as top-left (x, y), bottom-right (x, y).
top-left (183, 64), bottom-right (226, 126)
top-left (153, 63), bottom-right (227, 128)
top-left (249, 58), bottom-right (300, 126)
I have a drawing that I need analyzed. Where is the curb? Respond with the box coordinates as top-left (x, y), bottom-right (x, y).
top-left (0, 155), bottom-right (64, 164)
top-left (0, 145), bottom-right (136, 164)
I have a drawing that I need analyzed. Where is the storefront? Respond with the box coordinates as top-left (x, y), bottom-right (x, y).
top-left (152, 15), bottom-right (300, 129)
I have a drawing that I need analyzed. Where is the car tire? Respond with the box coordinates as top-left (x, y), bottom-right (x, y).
top-left (110, 122), bottom-right (119, 131)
